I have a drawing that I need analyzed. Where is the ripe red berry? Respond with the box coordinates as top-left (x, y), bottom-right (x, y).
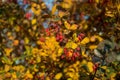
top-left (76, 47), bottom-right (80, 51)
top-left (93, 63), bottom-right (99, 72)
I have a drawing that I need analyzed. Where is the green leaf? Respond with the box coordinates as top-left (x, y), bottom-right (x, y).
top-left (1, 56), bottom-right (13, 65)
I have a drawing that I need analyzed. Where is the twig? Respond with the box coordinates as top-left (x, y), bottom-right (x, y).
top-left (90, 67), bottom-right (98, 80)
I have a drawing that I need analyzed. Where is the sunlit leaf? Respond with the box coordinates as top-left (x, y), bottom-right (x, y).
top-left (101, 66), bottom-right (107, 70)
top-left (58, 11), bottom-right (65, 18)
top-left (58, 48), bottom-right (63, 56)
top-left (83, 24), bottom-right (88, 30)
top-left (70, 24), bottom-right (77, 30)
top-left (95, 0), bottom-right (100, 3)
top-left (4, 48), bottom-right (13, 56)
top-left (80, 37), bottom-right (90, 45)
top-left (82, 50), bottom-right (88, 57)
top-left (36, 56), bottom-right (41, 63)
top-left (24, 37), bottom-right (29, 44)
top-left (72, 33), bottom-right (79, 42)
top-left (31, 19), bottom-right (37, 25)
top-left (87, 62), bottom-right (94, 72)
top-left (2, 56), bottom-right (13, 65)
top-left (64, 21), bottom-right (71, 30)
top-left (4, 65), bottom-right (10, 72)
top-left (54, 73), bottom-right (63, 79)
top-left (67, 78), bottom-right (72, 80)
top-left (105, 11), bottom-right (114, 17)
top-left (25, 70), bottom-right (33, 79)
top-left (89, 45), bottom-right (97, 50)
top-left (25, 46), bottom-right (32, 55)
top-left (52, 4), bottom-right (57, 15)
top-left (65, 41), bottom-right (77, 49)
top-left (61, 0), bottom-right (73, 9)
top-left (66, 72), bottom-right (74, 78)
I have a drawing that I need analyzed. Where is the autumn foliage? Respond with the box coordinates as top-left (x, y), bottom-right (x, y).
top-left (0, 0), bottom-right (120, 80)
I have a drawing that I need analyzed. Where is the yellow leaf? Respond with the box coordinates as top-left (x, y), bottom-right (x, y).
top-left (106, 69), bottom-right (110, 72)
top-left (82, 51), bottom-right (88, 57)
top-left (32, 3), bottom-right (37, 7)
top-left (63, 68), bottom-right (67, 73)
top-left (52, 4), bottom-right (57, 15)
top-left (15, 26), bottom-right (20, 32)
top-left (101, 66), bottom-right (107, 70)
top-left (34, 9), bottom-right (41, 16)
top-left (4, 72), bottom-right (11, 78)
top-left (51, 54), bottom-right (57, 61)
top-left (83, 24), bottom-right (88, 30)
top-left (70, 24), bottom-right (77, 30)
top-left (87, 62), bottom-right (94, 72)
top-left (7, 32), bottom-right (11, 36)
top-left (46, 77), bottom-right (50, 80)
top-left (89, 45), bottom-right (97, 50)
top-left (40, 52), bottom-right (48, 56)
top-left (31, 19), bottom-right (36, 25)
top-left (54, 73), bottom-right (63, 79)
top-left (36, 56), bottom-right (41, 63)
top-left (8, 36), bottom-right (14, 40)
top-left (81, 37), bottom-right (90, 44)
top-left (71, 42), bottom-right (77, 49)
top-left (33, 26), bottom-right (37, 31)
top-left (66, 42), bottom-right (77, 49)
top-left (59, 63), bottom-right (64, 68)
top-left (64, 21), bottom-right (77, 30)
top-left (76, 61), bottom-right (80, 65)
top-left (67, 78), bottom-right (72, 80)
top-left (25, 46), bottom-right (31, 55)
top-left (40, 65), bottom-right (45, 69)
top-left (66, 72), bottom-right (74, 78)
top-left (73, 33), bottom-right (79, 42)
top-left (81, 60), bottom-right (87, 65)
top-left (105, 11), bottom-right (114, 17)
top-left (95, 0), bottom-right (99, 3)
top-left (110, 73), bottom-right (116, 79)
top-left (12, 72), bottom-right (17, 79)
top-left (61, 0), bottom-right (72, 9)
top-left (39, 72), bottom-right (45, 77)
top-left (32, 48), bottom-right (39, 54)
top-left (58, 48), bottom-right (63, 56)
top-left (36, 40), bottom-right (42, 45)
top-left (58, 11), bottom-right (65, 18)
top-left (64, 21), bottom-right (71, 30)
top-left (90, 36), bottom-right (96, 42)
top-left (41, 3), bottom-right (47, 9)
top-left (31, 3), bottom-right (41, 16)
top-left (4, 48), bottom-right (13, 56)
top-left (68, 68), bottom-right (75, 72)
top-left (94, 35), bottom-right (103, 42)
top-left (24, 37), bottom-right (29, 44)
top-left (26, 70), bottom-right (33, 79)
top-left (117, 4), bottom-right (120, 13)
top-left (4, 65), bottom-right (10, 72)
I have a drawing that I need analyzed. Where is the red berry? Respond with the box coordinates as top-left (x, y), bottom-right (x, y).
top-left (71, 56), bottom-right (75, 61)
top-left (93, 63), bottom-right (99, 72)
top-left (61, 55), bottom-right (65, 59)
top-left (76, 47), bottom-right (80, 51)
top-left (39, 37), bottom-right (45, 42)
top-left (25, 12), bottom-right (32, 19)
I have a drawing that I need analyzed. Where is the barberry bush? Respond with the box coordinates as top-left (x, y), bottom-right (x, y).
top-left (0, 0), bottom-right (120, 80)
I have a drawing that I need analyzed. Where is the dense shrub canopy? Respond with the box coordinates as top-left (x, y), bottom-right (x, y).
top-left (0, 0), bottom-right (120, 80)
